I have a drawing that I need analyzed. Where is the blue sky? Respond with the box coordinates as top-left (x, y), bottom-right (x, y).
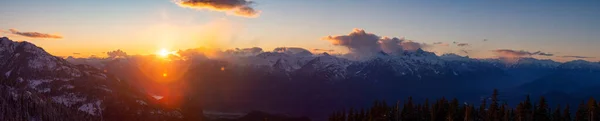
top-left (1, 0), bottom-right (599, 62)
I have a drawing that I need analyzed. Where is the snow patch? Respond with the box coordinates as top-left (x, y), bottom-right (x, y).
top-left (4, 70), bottom-right (11, 77)
top-left (78, 100), bottom-right (102, 115)
top-left (52, 93), bottom-right (86, 107)
top-left (136, 100), bottom-right (147, 105)
top-left (28, 79), bottom-right (52, 89)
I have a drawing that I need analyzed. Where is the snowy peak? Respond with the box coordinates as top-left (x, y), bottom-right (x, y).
top-left (484, 57), bottom-right (560, 69)
top-left (559, 60), bottom-right (600, 70)
top-left (440, 53), bottom-right (471, 61)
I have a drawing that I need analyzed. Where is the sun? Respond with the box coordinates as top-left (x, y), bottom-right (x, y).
top-left (157, 48), bottom-right (171, 58)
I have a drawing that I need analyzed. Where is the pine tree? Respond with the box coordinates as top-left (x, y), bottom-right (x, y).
top-left (552, 105), bottom-right (562, 121)
top-left (534, 96), bottom-right (550, 121)
top-left (576, 100), bottom-right (588, 121)
top-left (489, 89), bottom-right (500, 121)
top-left (499, 103), bottom-right (507, 121)
top-left (447, 98), bottom-right (460, 121)
top-left (479, 98), bottom-right (487, 121)
top-left (588, 97), bottom-right (597, 121)
top-left (516, 102), bottom-right (524, 121)
top-left (524, 95), bottom-right (533, 121)
top-left (391, 101), bottom-right (399, 121)
top-left (423, 99), bottom-right (431, 121)
top-left (401, 97), bottom-right (415, 121)
top-left (563, 104), bottom-right (571, 121)
top-left (464, 104), bottom-right (473, 121)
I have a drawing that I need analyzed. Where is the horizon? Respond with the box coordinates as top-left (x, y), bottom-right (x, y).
top-left (1, 0), bottom-right (599, 62)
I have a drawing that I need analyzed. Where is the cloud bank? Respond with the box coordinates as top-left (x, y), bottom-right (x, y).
top-left (322, 29), bottom-right (430, 58)
top-left (174, 0), bottom-right (260, 17)
top-left (7, 29), bottom-right (63, 39)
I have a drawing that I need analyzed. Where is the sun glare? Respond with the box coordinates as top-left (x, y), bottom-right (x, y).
top-left (157, 48), bottom-right (171, 58)
top-left (162, 73), bottom-right (167, 77)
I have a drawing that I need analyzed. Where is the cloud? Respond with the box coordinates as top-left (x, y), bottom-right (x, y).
top-left (534, 51), bottom-right (553, 56)
top-left (323, 29), bottom-right (433, 58)
top-left (273, 47), bottom-right (312, 56)
top-left (433, 42), bottom-right (449, 46)
top-left (322, 29), bottom-right (382, 56)
top-left (7, 29), bottom-right (63, 39)
top-left (72, 53), bottom-right (81, 55)
top-left (224, 47), bottom-right (263, 56)
top-left (312, 49), bottom-right (335, 53)
top-left (106, 49), bottom-right (128, 58)
top-left (401, 40), bottom-right (430, 51)
top-left (378, 37), bottom-right (404, 53)
top-left (457, 43), bottom-right (469, 47)
top-left (460, 49), bottom-right (471, 54)
top-left (174, 0), bottom-right (260, 17)
top-left (492, 49), bottom-right (554, 58)
top-left (560, 55), bottom-right (595, 59)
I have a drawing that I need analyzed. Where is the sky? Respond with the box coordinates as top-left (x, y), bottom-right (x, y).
top-left (1, 0), bottom-right (599, 62)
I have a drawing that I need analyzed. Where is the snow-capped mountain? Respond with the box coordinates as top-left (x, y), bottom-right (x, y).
top-left (0, 37), bottom-right (184, 120)
top-left (558, 60), bottom-right (600, 71)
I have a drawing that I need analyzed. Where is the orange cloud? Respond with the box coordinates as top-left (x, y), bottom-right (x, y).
top-left (7, 29), bottom-right (63, 39)
top-left (174, 0), bottom-right (260, 18)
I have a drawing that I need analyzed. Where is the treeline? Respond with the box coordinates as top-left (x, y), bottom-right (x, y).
top-left (0, 86), bottom-right (98, 121)
top-left (329, 89), bottom-right (600, 121)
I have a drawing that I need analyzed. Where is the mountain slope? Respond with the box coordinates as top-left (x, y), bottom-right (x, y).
top-left (0, 37), bottom-right (185, 121)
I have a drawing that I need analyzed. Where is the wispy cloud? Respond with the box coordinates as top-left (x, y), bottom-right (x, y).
top-left (433, 42), bottom-right (449, 46)
top-left (560, 55), bottom-right (595, 59)
top-left (457, 43), bottom-right (469, 47)
top-left (174, 0), bottom-right (260, 18)
top-left (313, 49), bottom-right (335, 53)
top-left (492, 49), bottom-right (554, 58)
top-left (7, 29), bottom-right (63, 39)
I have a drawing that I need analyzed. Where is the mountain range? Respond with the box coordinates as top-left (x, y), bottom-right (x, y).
top-left (2, 36), bottom-right (600, 120)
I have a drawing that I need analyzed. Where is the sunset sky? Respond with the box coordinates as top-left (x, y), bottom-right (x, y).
top-left (1, 0), bottom-right (599, 62)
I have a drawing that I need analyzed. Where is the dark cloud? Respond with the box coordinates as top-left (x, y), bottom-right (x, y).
top-left (7, 29), bottom-right (62, 39)
top-left (560, 55), bottom-right (595, 59)
top-left (323, 29), bottom-right (382, 56)
top-left (457, 43), bottom-right (469, 47)
top-left (106, 49), bottom-right (128, 58)
top-left (483, 39), bottom-right (488, 42)
top-left (174, 0), bottom-right (260, 17)
top-left (460, 49), bottom-right (471, 54)
top-left (273, 47), bottom-right (312, 56)
top-left (224, 47), bottom-right (263, 56)
top-left (492, 49), bottom-right (554, 58)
